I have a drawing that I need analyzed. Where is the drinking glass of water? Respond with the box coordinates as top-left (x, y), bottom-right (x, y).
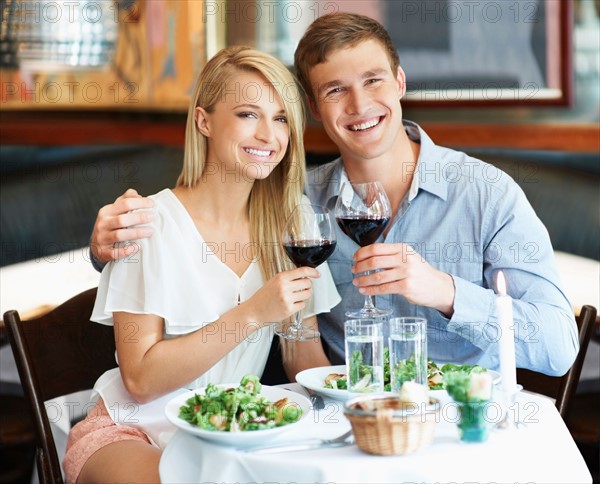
top-left (344, 319), bottom-right (384, 393)
top-left (389, 317), bottom-right (428, 391)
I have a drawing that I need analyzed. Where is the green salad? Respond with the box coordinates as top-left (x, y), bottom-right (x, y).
top-left (179, 374), bottom-right (302, 432)
top-left (345, 349), bottom-right (382, 392)
top-left (324, 348), bottom-right (487, 391)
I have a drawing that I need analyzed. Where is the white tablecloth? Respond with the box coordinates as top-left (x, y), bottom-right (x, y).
top-left (159, 386), bottom-right (592, 484)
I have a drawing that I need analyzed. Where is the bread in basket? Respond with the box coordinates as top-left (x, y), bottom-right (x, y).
top-left (343, 390), bottom-right (440, 455)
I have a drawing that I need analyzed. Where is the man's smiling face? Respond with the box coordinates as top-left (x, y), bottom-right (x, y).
top-left (308, 39), bottom-right (406, 165)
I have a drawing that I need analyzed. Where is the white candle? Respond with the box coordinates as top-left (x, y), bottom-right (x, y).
top-left (496, 271), bottom-right (518, 394)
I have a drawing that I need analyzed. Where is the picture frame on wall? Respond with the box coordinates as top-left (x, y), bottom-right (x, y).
top-left (1, 0), bottom-right (206, 111)
top-left (388, 0), bottom-right (573, 106)
top-left (223, 0), bottom-right (573, 107)
top-left (0, 0), bottom-right (573, 110)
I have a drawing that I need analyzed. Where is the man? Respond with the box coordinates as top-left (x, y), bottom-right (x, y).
top-left (91, 13), bottom-right (577, 376)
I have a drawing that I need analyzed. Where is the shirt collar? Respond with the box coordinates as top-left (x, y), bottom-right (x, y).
top-left (408, 120), bottom-right (449, 202)
top-left (320, 120), bottom-right (449, 208)
top-left (318, 158), bottom-right (347, 211)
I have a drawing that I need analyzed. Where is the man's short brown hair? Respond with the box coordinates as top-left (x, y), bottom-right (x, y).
top-left (294, 12), bottom-right (400, 105)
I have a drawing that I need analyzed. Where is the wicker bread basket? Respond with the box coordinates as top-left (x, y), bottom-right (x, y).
top-left (344, 395), bottom-right (440, 455)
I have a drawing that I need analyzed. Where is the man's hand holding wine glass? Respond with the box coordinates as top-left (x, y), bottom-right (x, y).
top-left (350, 242), bottom-right (456, 318)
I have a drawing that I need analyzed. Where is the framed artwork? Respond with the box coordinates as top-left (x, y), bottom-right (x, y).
top-left (1, 0), bottom-right (205, 110)
top-left (222, 0), bottom-right (573, 107)
top-left (1, 0), bottom-right (573, 110)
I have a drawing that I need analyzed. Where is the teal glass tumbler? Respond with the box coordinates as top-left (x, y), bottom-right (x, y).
top-left (457, 401), bottom-right (490, 442)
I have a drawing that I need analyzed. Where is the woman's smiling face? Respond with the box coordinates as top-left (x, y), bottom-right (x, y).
top-left (197, 70), bottom-right (290, 182)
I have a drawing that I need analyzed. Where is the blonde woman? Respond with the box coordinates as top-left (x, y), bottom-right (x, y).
top-left (63, 46), bottom-right (340, 483)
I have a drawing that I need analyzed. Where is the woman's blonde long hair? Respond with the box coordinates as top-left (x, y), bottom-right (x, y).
top-left (177, 46), bottom-right (305, 281)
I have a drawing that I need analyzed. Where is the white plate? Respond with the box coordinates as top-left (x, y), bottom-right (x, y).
top-left (296, 365), bottom-right (501, 401)
top-left (296, 365), bottom-right (352, 401)
top-left (165, 384), bottom-right (311, 446)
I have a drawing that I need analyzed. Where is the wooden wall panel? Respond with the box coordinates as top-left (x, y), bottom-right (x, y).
top-left (304, 123), bottom-right (600, 154)
top-left (1, 112), bottom-right (598, 154)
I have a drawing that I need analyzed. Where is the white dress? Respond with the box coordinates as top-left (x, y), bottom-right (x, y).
top-left (90, 189), bottom-right (341, 446)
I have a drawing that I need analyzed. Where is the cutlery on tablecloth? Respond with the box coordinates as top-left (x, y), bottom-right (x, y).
top-left (308, 391), bottom-right (325, 410)
top-left (239, 429), bottom-right (354, 454)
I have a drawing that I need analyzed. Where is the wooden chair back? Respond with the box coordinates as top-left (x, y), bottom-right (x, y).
top-left (4, 288), bottom-right (117, 484)
top-left (517, 305), bottom-right (597, 418)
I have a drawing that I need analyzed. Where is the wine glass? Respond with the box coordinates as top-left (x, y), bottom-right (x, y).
top-left (335, 181), bottom-right (392, 318)
top-left (275, 204), bottom-right (337, 341)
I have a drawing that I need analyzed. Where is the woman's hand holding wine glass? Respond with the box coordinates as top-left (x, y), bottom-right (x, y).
top-left (246, 266), bottom-right (320, 326)
top-left (335, 181), bottom-right (392, 318)
top-left (275, 204), bottom-right (337, 341)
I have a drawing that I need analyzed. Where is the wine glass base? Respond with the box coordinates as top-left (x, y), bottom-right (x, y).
top-left (345, 308), bottom-right (392, 319)
top-left (274, 322), bottom-right (320, 341)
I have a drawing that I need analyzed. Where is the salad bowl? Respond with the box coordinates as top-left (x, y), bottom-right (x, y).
top-left (165, 384), bottom-right (311, 446)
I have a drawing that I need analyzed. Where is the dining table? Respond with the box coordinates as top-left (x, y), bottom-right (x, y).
top-left (159, 383), bottom-right (592, 484)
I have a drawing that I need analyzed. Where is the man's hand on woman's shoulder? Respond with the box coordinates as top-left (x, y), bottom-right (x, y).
top-left (91, 188), bottom-right (155, 265)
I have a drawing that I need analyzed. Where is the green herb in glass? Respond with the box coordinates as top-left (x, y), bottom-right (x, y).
top-left (444, 371), bottom-right (493, 443)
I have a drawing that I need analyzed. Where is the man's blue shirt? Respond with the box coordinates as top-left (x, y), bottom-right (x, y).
top-left (306, 120), bottom-right (578, 376)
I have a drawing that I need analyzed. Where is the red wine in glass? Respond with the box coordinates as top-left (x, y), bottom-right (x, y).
top-left (283, 240), bottom-right (337, 268)
top-left (276, 204), bottom-right (336, 341)
top-left (336, 217), bottom-right (390, 247)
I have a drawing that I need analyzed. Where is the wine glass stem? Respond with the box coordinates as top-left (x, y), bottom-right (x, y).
top-left (293, 310), bottom-right (303, 330)
top-left (363, 295), bottom-right (376, 311)
top-left (362, 271), bottom-right (376, 310)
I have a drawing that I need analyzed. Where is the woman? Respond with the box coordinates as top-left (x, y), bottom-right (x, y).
top-left (63, 46), bottom-right (340, 483)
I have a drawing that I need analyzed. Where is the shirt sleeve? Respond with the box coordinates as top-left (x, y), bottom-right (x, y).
top-left (447, 180), bottom-right (578, 377)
